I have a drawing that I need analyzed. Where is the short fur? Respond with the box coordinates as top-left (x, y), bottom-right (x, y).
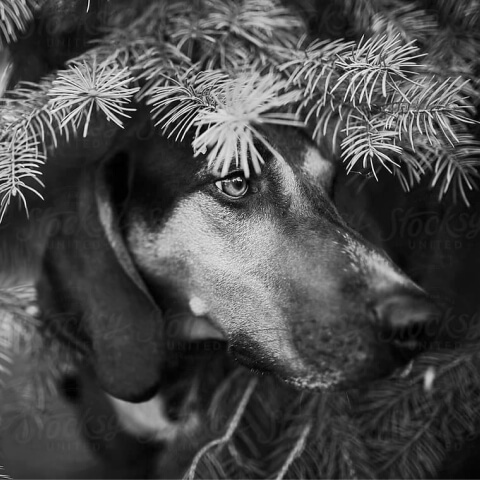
top-left (34, 122), bottom-right (439, 475)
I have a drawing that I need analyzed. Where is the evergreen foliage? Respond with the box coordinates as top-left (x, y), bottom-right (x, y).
top-left (1, 1), bottom-right (480, 478)
top-left (0, 0), bottom-right (479, 219)
top-left (182, 346), bottom-right (480, 479)
top-left (0, 0), bottom-right (32, 46)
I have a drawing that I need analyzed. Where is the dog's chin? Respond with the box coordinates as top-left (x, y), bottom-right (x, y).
top-left (272, 349), bottom-right (420, 392)
top-left (272, 368), bottom-right (375, 392)
top-left (228, 340), bottom-right (405, 391)
top-left (175, 321), bottom-right (418, 392)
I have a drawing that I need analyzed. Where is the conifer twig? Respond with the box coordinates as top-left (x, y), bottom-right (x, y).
top-left (275, 424), bottom-right (312, 480)
top-left (48, 58), bottom-right (139, 137)
top-left (1, 0), bottom-right (480, 220)
top-left (151, 70), bottom-right (304, 177)
top-left (184, 377), bottom-right (258, 480)
top-left (0, 0), bottom-right (33, 46)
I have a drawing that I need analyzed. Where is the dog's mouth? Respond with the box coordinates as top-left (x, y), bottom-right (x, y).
top-left (228, 345), bottom-right (277, 375)
top-left (227, 322), bottom-right (439, 392)
top-left (170, 315), bottom-right (226, 342)
top-left (166, 306), bottom-right (440, 392)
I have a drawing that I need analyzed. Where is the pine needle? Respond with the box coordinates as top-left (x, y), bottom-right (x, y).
top-left (429, 136), bottom-right (480, 206)
top-left (275, 424), bottom-right (311, 480)
top-left (0, 0), bottom-right (33, 45)
top-left (1, 0), bottom-right (480, 218)
top-left (383, 77), bottom-right (476, 148)
top-left (168, 0), bottom-right (303, 69)
top-left (48, 58), bottom-right (139, 137)
top-left (341, 113), bottom-right (402, 178)
top-left (280, 38), bottom-right (354, 94)
top-left (184, 376), bottom-right (258, 480)
top-left (369, 1), bottom-right (438, 45)
top-left (0, 284), bottom-right (38, 385)
top-left (0, 130), bottom-right (44, 222)
top-left (151, 70), bottom-right (304, 177)
top-left (332, 34), bottom-right (423, 106)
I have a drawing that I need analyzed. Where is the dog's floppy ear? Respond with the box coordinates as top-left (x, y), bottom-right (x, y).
top-left (38, 153), bottom-right (164, 402)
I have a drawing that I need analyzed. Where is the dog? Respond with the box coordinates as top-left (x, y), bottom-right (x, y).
top-left (33, 118), bottom-right (440, 475)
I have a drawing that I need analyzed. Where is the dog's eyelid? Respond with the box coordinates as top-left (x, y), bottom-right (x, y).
top-left (212, 168), bottom-right (248, 181)
top-left (220, 169), bottom-right (245, 180)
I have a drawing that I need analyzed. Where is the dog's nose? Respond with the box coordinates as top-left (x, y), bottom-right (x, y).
top-left (372, 289), bottom-right (440, 360)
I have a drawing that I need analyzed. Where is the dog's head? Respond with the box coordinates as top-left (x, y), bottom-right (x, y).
top-left (38, 125), bottom-right (438, 401)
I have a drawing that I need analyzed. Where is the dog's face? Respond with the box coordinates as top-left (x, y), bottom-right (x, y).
top-left (38, 125), bottom-right (438, 401)
top-left (124, 127), bottom-right (437, 391)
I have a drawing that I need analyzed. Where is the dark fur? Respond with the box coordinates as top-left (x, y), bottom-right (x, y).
top-left (34, 122), bottom-right (441, 475)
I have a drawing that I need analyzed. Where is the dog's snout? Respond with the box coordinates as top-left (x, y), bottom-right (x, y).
top-left (373, 290), bottom-right (440, 359)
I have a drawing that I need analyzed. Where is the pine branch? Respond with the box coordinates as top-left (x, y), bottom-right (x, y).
top-left (391, 144), bottom-right (431, 192)
top-left (385, 132), bottom-right (480, 205)
top-left (426, 0), bottom-right (480, 79)
top-left (150, 69), bottom-right (303, 177)
top-left (1, 80), bottom-right (71, 147)
top-left (1, 0), bottom-right (480, 219)
top-left (0, 50), bottom-right (11, 95)
top-left (382, 77), bottom-right (476, 147)
top-left (168, 0), bottom-right (304, 70)
top-left (344, 0), bottom-right (437, 46)
top-left (0, 130), bottom-right (44, 221)
top-left (279, 38), bottom-right (354, 95)
top-left (343, 0), bottom-right (480, 99)
top-left (370, 1), bottom-right (438, 45)
top-left (341, 112), bottom-right (402, 177)
top-left (186, 376), bottom-right (258, 480)
top-left (48, 58), bottom-right (139, 137)
top-left (274, 394), bottom-right (374, 479)
top-left (134, 44), bottom-right (192, 100)
top-left (149, 69), bottom-right (227, 137)
top-left (278, 32), bottom-right (479, 198)
top-left (93, 2), bottom-right (177, 68)
top-left (356, 349), bottom-right (480, 478)
top-left (0, 282), bottom-right (74, 432)
top-left (0, 56), bottom-right (138, 220)
top-left (0, 284), bottom-right (38, 385)
top-left (332, 35), bottom-right (422, 106)
top-left (187, 345), bottom-right (480, 479)
top-left (429, 134), bottom-right (480, 206)
top-left (0, 0), bottom-right (33, 46)
top-left (0, 79), bottom-right (72, 220)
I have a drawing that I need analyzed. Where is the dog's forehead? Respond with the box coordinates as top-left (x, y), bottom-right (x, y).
top-left (257, 127), bottom-right (333, 176)
top-left (205, 128), bottom-right (335, 182)
top-left (133, 129), bottom-right (334, 208)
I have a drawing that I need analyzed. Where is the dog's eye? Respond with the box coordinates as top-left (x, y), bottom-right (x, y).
top-left (215, 174), bottom-right (249, 198)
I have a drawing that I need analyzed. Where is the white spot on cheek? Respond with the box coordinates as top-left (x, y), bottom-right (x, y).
top-left (189, 296), bottom-right (209, 316)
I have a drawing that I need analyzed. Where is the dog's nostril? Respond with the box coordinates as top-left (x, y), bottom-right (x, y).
top-left (373, 290), bottom-right (440, 360)
top-left (380, 322), bottom-right (430, 362)
top-left (373, 291), bottom-right (439, 329)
